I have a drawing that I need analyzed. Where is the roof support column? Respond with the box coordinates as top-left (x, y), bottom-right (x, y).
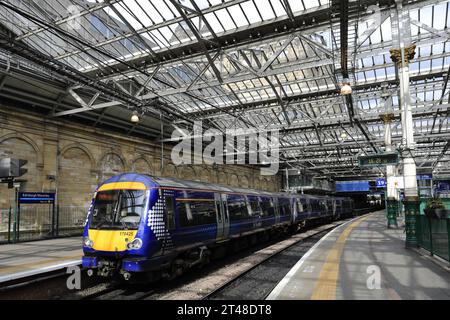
top-left (381, 113), bottom-right (398, 228)
top-left (390, 1), bottom-right (419, 247)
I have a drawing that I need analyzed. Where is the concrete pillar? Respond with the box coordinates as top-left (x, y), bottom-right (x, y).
top-left (390, 1), bottom-right (419, 247)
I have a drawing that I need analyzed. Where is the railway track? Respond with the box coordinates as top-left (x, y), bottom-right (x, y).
top-left (74, 217), bottom-right (354, 300)
top-left (0, 215), bottom-right (362, 300)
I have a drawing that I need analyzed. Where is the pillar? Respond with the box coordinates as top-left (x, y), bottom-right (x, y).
top-left (380, 113), bottom-right (398, 228)
top-left (390, 1), bottom-right (419, 247)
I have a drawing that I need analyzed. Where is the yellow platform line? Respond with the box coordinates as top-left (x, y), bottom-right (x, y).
top-left (0, 252), bottom-right (82, 276)
top-left (310, 215), bottom-right (370, 300)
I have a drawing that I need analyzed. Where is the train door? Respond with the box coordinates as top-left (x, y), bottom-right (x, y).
top-left (292, 198), bottom-right (298, 223)
top-left (274, 197), bottom-right (280, 225)
top-left (215, 193), bottom-right (230, 241)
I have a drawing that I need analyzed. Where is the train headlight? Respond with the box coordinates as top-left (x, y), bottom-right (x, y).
top-left (127, 238), bottom-right (143, 250)
top-left (83, 237), bottom-right (94, 248)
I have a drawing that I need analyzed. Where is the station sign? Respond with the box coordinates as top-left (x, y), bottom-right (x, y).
top-left (358, 152), bottom-right (399, 167)
top-left (19, 192), bottom-right (55, 204)
top-left (376, 178), bottom-right (387, 187)
top-left (336, 181), bottom-right (370, 192)
top-left (417, 174), bottom-right (432, 180)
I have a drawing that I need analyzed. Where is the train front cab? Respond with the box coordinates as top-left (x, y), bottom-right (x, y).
top-left (82, 176), bottom-right (167, 280)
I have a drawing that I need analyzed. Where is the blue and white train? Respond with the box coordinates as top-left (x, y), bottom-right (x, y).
top-left (82, 173), bottom-right (354, 281)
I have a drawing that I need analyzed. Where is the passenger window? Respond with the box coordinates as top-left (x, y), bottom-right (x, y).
top-left (297, 199), bottom-right (304, 213)
top-left (227, 195), bottom-right (250, 220)
top-left (176, 191), bottom-right (217, 228)
top-left (248, 197), bottom-right (261, 216)
top-left (279, 198), bottom-right (291, 216)
top-left (260, 198), bottom-right (275, 216)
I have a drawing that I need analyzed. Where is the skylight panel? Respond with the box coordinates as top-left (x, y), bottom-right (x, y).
top-left (227, 5), bottom-right (249, 28)
top-left (255, 0), bottom-right (275, 21)
top-left (271, 0), bottom-right (287, 17)
top-left (240, 1), bottom-right (262, 24)
top-left (302, 0), bottom-right (320, 10)
top-left (287, 0), bottom-right (303, 13)
top-left (419, 6), bottom-right (433, 28)
top-left (213, 8), bottom-right (235, 31)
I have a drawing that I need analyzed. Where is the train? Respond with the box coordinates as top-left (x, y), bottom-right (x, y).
top-left (82, 173), bottom-right (354, 282)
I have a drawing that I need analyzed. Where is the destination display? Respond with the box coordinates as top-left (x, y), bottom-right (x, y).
top-left (358, 152), bottom-right (399, 167)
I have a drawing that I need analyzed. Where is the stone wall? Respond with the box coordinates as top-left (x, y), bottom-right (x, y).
top-left (0, 106), bottom-right (282, 209)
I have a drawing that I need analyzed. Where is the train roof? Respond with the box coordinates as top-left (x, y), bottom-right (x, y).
top-left (100, 173), bottom-right (351, 200)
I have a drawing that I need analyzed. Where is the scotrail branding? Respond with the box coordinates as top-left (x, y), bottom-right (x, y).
top-left (171, 121), bottom-right (280, 176)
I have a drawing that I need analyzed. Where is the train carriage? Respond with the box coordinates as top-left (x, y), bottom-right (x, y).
top-left (82, 173), bottom-right (354, 281)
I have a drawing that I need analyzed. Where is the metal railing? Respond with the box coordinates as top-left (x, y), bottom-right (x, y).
top-left (417, 215), bottom-right (450, 264)
top-left (0, 206), bottom-right (87, 244)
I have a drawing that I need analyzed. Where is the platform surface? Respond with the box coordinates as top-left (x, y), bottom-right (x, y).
top-left (268, 211), bottom-right (450, 300)
top-left (0, 237), bottom-right (82, 283)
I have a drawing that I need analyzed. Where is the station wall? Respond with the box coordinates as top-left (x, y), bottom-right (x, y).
top-left (0, 106), bottom-right (282, 209)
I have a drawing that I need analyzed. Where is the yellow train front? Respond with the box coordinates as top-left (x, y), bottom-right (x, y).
top-left (82, 174), bottom-right (170, 282)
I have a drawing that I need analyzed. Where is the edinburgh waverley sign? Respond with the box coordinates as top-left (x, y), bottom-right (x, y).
top-left (19, 192), bottom-right (55, 204)
top-left (358, 152), bottom-right (399, 167)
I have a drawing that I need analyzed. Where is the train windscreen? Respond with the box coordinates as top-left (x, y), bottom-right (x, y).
top-left (90, 190), bottom-right (147, 230)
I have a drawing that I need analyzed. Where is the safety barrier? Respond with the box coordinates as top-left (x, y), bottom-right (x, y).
top-left (0, 206), bottom-right (87, 244)
top-left (417, 215), bottom-right (450, 264)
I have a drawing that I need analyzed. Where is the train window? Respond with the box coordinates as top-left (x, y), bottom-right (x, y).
top-left (279, 198), bottom-right (291, 216)
top-left (227, 194), bottom-right (250, 220)
top-left (176, 191), bottom-right (217, 228)
top-left (319, 200), bottom-right (327, 211)
top-left (164, 195), bottom-right (176, 230)
top-left (260, 198), bottom-right (275, 216)
top-left (247, 196), bottom-right (261, 216)
top-left (310, 199), bottom-right (319, 212)
top-left (296, 198), bottom-right (307, 213)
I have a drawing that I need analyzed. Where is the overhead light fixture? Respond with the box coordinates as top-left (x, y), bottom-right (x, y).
top-left (131, 111), bottom-right (140, 123)
top-left (340, 132), bottom-right (348, 139)
top-left (340, 83), bottom-right (352, 96)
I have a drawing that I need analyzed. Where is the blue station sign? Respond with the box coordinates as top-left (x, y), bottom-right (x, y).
top-left (376, 178), bottom-right (387, 188)
top-left (417, 174), bottom-right (433, 180)
top-left (19, 192), bottom-right (55, 204)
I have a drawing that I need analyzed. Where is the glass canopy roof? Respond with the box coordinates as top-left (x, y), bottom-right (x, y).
top-left (0, 0), bottom-right (448, 178)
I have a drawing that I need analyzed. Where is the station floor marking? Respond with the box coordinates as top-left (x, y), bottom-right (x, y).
top-left (267, 217), bottom-right (359, 300)
top-left (310, 215), bottom-right (370, 300)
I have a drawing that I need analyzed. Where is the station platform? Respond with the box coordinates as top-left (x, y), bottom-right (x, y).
top-left (0, 238), bottom-right (82, 284)
top-left (268, 211), bottom-right (450, 300)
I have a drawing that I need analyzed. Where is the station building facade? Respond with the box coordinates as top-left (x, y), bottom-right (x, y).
top-left (0, 106), bottom-right (282, 210)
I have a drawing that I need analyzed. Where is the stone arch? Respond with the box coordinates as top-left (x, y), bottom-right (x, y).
top-left (59, 145), bottom-right (94, 206)
top-left (99, 152), bottom-right (126, 182)
top-left (240, 175), bottom-right (250, 188)
top-left (263, 178), bottom-right (271, 191)
top-left (197, 166), bottom-right (210, 183)
top-left (218, 171), bottom-right (227, 185)
top-left (60, 143), bottom-right (96, 169)
top-left (162, 163), bottom-right (177, 178)
top-left (131, 156), bottom-right (152, 174)
top-left (179, 165), bottom-right (196, 181)
top-left (0, 134), bottom-right (39, 208)
top-left (229, 174), bottom-right (239, 187)
top-left (0, 132), bottom-right (42, 166)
